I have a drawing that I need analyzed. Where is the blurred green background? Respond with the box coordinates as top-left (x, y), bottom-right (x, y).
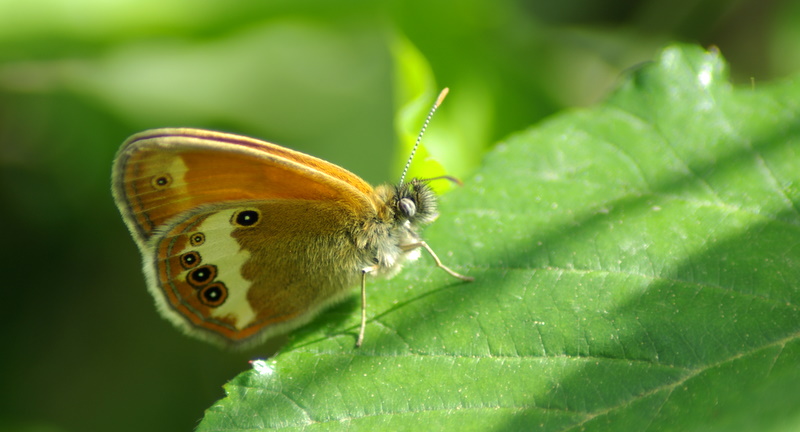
top-left (1, 1), bottom-right (798, 431)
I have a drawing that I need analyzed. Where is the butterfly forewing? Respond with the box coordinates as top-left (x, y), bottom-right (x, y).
top-left (112, 128), bottom-right (375, 246)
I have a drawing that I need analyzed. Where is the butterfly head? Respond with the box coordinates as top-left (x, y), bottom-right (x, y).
top-left (392, 178), bottom-right (438, 226)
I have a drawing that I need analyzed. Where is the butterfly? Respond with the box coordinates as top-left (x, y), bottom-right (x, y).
top-left (111, 89), bottom-right (472, 348)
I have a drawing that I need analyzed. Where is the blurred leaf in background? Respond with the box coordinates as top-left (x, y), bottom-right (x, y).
top-left (1, 1), bottom-right (799, 431)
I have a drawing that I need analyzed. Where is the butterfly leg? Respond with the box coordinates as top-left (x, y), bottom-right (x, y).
top-left (356, 265), bottom-right (377, 348)
top-left (405, 241), bottom-right (474, 282)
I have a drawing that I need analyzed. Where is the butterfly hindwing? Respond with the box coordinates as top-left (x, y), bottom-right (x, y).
top-left (148, 200), bottom-right (369, 345)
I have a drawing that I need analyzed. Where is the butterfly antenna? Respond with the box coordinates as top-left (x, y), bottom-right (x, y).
top-left (398, 88), bottom-right (449, 186)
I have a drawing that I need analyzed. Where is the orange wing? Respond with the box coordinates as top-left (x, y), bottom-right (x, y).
top-left (112, 128), bottom-right (376, 246)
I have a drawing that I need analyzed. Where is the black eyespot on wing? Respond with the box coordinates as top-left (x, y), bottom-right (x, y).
top-left (231, 208), bottom-right (261, 227)
top-left (187, 265), bottom-right (217, 287)
top-left (189, 232), bottom-right (205, 247)
top-left (151, 173), bottom-right (172, 190)
top-left (199, 282), bottom-right (227, 307)
top-left (180, 251), bottom-right (201, 269)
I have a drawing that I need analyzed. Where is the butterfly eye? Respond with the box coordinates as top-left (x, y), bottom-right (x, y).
top-left (399, 197), bottom-right (416, 218)
top-left (189, 232), bottom-right (205, 247)
top-left (150, 173), bottom-right (173, 190)
top-left (186, 265), bottom-right (217, 287)
top-left (231, 209), bottom-right (261, 227)
top-left (180, 251), bottom-right (201, 269)
top-left (198, 282), bottom-right (228, 307)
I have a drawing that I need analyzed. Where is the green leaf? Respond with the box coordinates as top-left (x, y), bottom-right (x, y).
top-left (197, 44), bottom-right (800, 431)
